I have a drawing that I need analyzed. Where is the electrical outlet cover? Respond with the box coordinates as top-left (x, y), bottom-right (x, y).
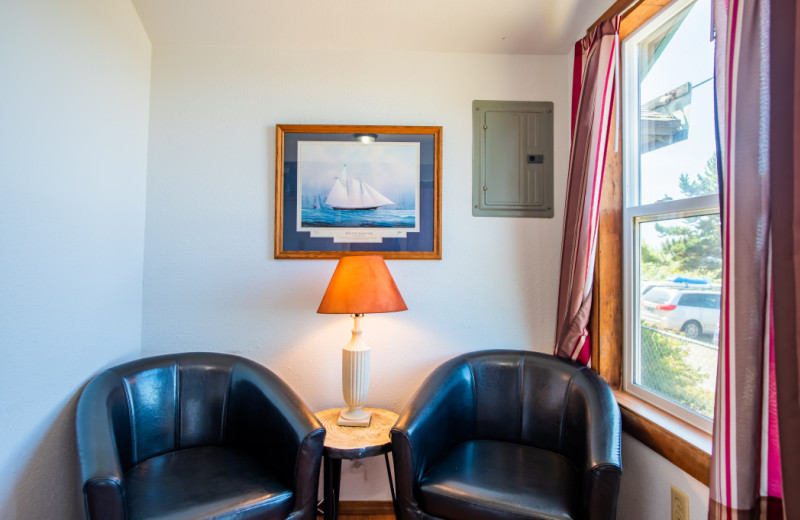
top-left (671, 486), bottom-right (689, 520)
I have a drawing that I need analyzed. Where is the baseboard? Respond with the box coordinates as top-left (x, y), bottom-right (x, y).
top-left (337, 500), bottom-right (395, 515)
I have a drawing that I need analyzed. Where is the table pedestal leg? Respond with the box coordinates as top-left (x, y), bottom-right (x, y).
top-left (323, 455), bottom-right (342, 520)
top-left (384, 452), bottom-right (397, 514)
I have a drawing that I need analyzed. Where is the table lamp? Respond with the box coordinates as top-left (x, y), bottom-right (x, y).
top-left (317, 255), bottom-right (407, 426)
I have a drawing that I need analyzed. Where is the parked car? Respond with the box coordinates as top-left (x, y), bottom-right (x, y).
top-left (640, 287), bottom-right (721, 339)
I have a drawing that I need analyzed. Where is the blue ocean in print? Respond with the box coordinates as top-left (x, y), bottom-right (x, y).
top-left (302, 208), bottom-right (415, 228)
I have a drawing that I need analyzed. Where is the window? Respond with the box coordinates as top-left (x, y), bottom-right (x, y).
top-left (622, 0), bottom-right (720, 432)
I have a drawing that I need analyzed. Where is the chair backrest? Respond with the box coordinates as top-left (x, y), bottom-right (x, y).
top-left (458, 350), bottom-right (615, 462)
top-left (79, 352), bottom-right (247, 470)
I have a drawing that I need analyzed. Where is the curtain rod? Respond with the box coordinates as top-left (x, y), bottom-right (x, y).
top-left (586, 0), bottom-right (643, 34)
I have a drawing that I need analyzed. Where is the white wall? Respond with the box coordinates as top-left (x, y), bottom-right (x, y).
top-left (0, 0), bottom-right (151, 517)
top-left (618, 434), bottom-right (710, 519)
top-left (142, 45), bottom-right (572, 499)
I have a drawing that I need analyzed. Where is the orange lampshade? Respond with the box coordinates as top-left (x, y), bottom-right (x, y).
top-left (317, 256), bottom-right (407, 314)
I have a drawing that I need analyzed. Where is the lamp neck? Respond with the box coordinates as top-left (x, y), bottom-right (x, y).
top-left (350, 313), bottom-right (364, 331)
top-left (344, 314), bottom-right (368, 352)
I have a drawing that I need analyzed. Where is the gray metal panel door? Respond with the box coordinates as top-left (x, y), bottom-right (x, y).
top-left (473, 100), bottom-right (553, 218)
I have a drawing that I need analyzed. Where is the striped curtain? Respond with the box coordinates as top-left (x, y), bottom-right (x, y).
top-left (769, 0), bottom-right (800, 517)
top-left (710, 0), bottom-right (799, 517)
top-left (554, 16), bottom-right (620, 365)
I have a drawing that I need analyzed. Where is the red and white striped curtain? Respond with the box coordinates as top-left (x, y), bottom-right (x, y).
top-left (710, 0), bottom-right (799, 517)
top-left (554, 16), bottom-right (620, 365)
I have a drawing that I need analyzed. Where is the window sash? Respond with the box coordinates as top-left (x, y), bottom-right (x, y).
top-left (621, 0), bottom-right (719, 433)
top-left (623, 204), bottom-right (719, 432)
top-left (622, 0), bottom-right (707, 209)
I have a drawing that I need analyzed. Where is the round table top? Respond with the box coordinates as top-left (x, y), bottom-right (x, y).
top-left (315, 407), bottom-right (399, 459)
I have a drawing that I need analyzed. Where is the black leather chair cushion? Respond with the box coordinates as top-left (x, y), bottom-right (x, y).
top-left (419, 440), bottom-right (580, 520)
top-left (125, 446), bottom-right (293, 520)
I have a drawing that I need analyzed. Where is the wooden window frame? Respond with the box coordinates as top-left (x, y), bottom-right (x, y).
top-left (588, 0), bottom-right (712, 486)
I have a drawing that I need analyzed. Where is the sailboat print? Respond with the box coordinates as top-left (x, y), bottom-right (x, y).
top-left (325, 165), bottom-right (394, 210)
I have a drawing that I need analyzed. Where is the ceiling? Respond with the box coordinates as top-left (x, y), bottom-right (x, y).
top-left (131, 0), bottom-right (609, 55)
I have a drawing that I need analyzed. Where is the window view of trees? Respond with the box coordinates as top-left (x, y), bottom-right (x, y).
top-left (638, 153), bottom-right (719, 418)
top-left (641, 155), bottom-right (721, 285)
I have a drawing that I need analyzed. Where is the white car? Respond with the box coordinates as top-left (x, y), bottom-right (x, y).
top-left (640, 288), bottom-right (721, 339)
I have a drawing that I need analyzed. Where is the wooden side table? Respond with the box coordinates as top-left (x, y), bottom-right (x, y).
top-left (315, 407), bottom-right (399, 520)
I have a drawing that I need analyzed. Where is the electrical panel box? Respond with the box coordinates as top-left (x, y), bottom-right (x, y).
top-left (472, 100), bottom-right (554, 218)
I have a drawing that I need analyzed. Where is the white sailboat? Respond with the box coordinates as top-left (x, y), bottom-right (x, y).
top-left (325, 165), bottom-right (394, 210)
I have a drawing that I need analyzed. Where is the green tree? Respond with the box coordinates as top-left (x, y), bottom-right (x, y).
top-left (641, 242), bottom-right (676, 281)
top-left (678, 155), bottom-right (718, 197)
top-left (656, 215), bottom-right (721, 280)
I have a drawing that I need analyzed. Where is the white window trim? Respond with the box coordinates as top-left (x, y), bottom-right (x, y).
top-left (621, 0), bottom-right (719, 434)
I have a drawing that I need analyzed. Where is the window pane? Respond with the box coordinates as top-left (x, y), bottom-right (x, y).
top-left (678, 293), bottom-right (703, 307)
top-left (637, 215), bottom-right (721, 418)
top-left (638, 0), bottom-right (718, 205)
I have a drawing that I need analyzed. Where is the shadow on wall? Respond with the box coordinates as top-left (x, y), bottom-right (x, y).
top-left (0, 391), bottom-right (84, 520)
top-left (510, 217), bottom-right (561, 350)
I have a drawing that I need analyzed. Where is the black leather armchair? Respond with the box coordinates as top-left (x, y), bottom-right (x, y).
top-left (391, 350), bottom-right (622, 520)
top-left (76, 352), bottom-right (325, 520)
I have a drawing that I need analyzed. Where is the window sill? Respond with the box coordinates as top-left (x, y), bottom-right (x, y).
top-left (614, 390), bottom-right (711, 486)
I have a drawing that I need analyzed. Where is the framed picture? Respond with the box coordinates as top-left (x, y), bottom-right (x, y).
top-left (275, 125), bottom-right (442, 259)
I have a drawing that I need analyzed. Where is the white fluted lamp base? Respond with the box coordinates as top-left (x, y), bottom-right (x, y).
top-left (338, 406), bottom-right (371, 426)
top-left (338, 315), bottom-right (372, 427)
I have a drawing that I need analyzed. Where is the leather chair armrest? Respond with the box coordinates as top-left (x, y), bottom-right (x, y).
top-left (391, 358), bottom-right (475, 519)
top-left (565, 368), bottom-right (623, 520)
top-left (76, 371), bottom-right (129, 520)
top-left (583, 405), bottom-right (622, 520)
top-left (227, 359), bottom-right (325, 519)
top-left (586, 464), bottom-right (623, 520)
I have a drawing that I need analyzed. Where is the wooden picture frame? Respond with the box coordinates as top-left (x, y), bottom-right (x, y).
top-left (275, 125), bottom-right (442, 259)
